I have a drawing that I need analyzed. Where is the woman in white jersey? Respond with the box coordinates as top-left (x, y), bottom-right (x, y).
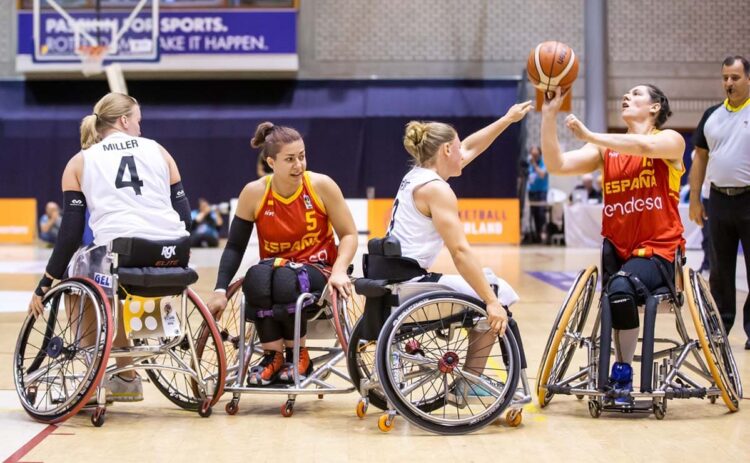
top-left (387, 101), bottom-right (532, 385)
top-left (27, 93), bottom-right (192, 401)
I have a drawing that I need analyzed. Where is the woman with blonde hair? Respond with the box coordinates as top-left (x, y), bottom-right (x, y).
top-left (386, 100), bottom-right (532, 398)
top-left (28, 92), bottom-right (192, 401)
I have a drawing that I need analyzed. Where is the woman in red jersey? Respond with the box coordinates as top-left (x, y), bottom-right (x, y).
top-left (208, 122), bottom-right (357, 385)
top-left (540, 85), bottom-right (685, 402)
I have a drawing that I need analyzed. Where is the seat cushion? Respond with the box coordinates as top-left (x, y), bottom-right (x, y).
top-left (118, 266), bottom-right (198, 297)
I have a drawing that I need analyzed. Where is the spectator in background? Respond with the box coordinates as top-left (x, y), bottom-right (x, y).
top-left (527, 145), bottom-right (549, 243)
top-left (190, 198), bottom-right (223, 248)
top-left (570, 173), bottom-right (602, 203)
top-left (39, 201), bottom-right (62, 245)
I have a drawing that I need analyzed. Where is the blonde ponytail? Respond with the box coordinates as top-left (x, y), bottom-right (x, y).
top-left (79, 92), bottom-right (139, 149)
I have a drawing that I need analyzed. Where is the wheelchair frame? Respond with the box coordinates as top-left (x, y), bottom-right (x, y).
top-left (536, 265), bottom-right (742, 419)
top-left (349, 280), bottom-right (532, 434)
top-left (13, 243), bottom-right (227, 426)
top-left (221, 279), bottom-right (361, 417)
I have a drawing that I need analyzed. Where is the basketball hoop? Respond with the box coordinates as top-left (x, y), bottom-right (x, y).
top-left (78, 45), bottom-right (108, 77)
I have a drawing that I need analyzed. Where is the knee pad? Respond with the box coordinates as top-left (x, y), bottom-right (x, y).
top-left (244, 263), bottom-right (273, 309)
top-left (609, 292), bottom-right (639, 330)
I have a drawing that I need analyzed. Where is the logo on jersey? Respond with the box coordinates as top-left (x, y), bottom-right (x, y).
top-left (399, 179), bottom-right (411, 190)
top-left (303, 194), bottom-right (313, 210)
top-left (94, 272), bottom-right (112, 288)
top-left (264, 210), bottom-right (275, 216)
top-left (608, 151), bottom-right (620, 158)
top-left (603, 195), bottom-right (663, 218)
top-left (70, 199), bottom-right (84, 206)
top-left (161, 246), bottom-right (177, 259)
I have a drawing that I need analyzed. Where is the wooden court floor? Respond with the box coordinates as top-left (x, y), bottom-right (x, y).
top-left (0, 243), bottom-right (747, 463)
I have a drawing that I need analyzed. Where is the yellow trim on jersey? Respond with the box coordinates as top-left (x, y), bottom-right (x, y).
top-left (724, 97), bottom-right (750, 113)
top-left (271, 176), bottom-right (304, 205)
top-left (303, 172), bottom-right (327, 214)
top-left (254, 175), bottom-right (274, 221)
top-left (661, 158), bottom-right (685, 195)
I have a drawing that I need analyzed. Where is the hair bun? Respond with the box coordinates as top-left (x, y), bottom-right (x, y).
top-left (405, 122), bottom-right (429, 147)
top-left (251, 121), bottom-right (275, 149)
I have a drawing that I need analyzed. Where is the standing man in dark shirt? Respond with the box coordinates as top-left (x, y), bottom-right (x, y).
top-left (689, 55), bottom-right (750, 349)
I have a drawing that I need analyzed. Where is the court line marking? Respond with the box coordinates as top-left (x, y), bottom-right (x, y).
top-left (3, 424), bottom-right (57, 463)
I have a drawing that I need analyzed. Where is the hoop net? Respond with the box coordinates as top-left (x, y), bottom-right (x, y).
top-left (78, 45), bottom-right (109, 77)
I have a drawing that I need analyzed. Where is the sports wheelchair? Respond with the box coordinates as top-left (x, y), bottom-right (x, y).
top-left (218, 262), bottom-right (364, 417)
top-left (536, 249), bottom-right (742, 419)
top-left (347, 237), bottom-right (532, 434)
top-left (13, 237), bottom-right (227, 426)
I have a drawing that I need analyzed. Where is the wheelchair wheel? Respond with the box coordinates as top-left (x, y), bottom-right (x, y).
top-left (684, 268), bottom-right (742, 412)
top-left (346, 318), bottom-right (388, 411)
top-left (376, 292), bottom-right (520, 435)
top-left (331, 289), bottom-right (365, 352)
top-left (536, 266), bottom-right (598, 407)
top-left (143, 289), bottom-right (226, 410)
top-left (219, 278), bottom-right (258, 385)
top-left (14, 278), bottom-right (113, 423)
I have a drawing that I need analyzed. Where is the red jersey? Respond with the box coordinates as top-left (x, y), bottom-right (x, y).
top-left (255, 172), bottom-right (338, 266)
top-left (601, 148), bottom-right (685, 262)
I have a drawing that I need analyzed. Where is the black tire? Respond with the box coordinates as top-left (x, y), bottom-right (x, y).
top-left (14, 278), bottom-right (113, 423)
top-left (346, 318), bottom-right (389, 411)
top-left (376, 292), bottom-right (521, 435)
top-left (143, 289), bottom-right (226, 410)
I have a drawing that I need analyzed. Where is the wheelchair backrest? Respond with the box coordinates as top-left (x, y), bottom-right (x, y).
top-left (363, 236), bottom-right (426, 281)
top-left (111, 236), bottom-right (191, 268)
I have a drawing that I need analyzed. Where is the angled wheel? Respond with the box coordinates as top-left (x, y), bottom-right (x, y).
top-left (376, 292), bottom-right (520, 435)
top-left (684, 268), bottom-right (742, 412)
top-left (536, 266), bottom-right (598, 407)
top-left (142, 289), bottom-right (226, 411)
top-left (330, 286), bottom-right (365, 353)
top-left (13, 278), bottom-right (113, 423)
top-left (347, 318), bottom-right (389, 411)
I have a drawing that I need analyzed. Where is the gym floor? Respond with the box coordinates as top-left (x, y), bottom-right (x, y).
top-left (0, 242), bottom-right (747, 462)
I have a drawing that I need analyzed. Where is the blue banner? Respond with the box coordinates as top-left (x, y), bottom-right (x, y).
top-left (17, 10), bottom-right (297, 58)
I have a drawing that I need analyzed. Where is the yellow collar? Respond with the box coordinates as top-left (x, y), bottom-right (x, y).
top-left (724, 97), bottom-right (750, 112)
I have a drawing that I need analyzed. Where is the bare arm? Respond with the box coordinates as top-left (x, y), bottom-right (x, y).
top-left (581, 128), bottom-right (685, 160)
top-left (541, 88), bottom-right (603, 176)
top-left (460, 101), bottom-right (533, 168)
top-left (688, 147), bottom-right (709, 226)
top-left (159, 144), bottom-right (182, 184)
top-left (421, 182), bottom-right (508, 334)
top-left (313, 173), bottom-right (358, 297)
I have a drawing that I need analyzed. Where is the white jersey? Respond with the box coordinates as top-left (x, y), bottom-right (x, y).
top-left (81, 131), bottom-right (189, 245)
top-left (388, 167), bottom-right (445, 269)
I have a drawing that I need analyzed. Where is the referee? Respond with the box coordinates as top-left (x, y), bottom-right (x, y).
top-left (689, 55), bottom-right (750, 349)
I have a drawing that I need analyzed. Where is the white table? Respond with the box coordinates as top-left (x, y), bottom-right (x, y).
top-left (564, 203), bottom-right (702, 249)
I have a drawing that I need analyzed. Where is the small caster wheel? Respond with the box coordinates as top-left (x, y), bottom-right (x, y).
top-left (505, 409), bottom-right (523, 427)
top-left (199, 398), bottom-right (213, 418)
top-left (91, 407), bottom-right (106, 427)
top-left (710, 396), bottom-right (717, 404)
top-left (653, 403), bottom-right (666, 420)
top-left (355, 399), bottom-right (368, 419)
top-left (225, 399), bottom-right (239, 416)
top-left (588, 400), bottom-right (602, 419)
top-left (377, 414), bottom-right (395, 433)
top-left (26, 386), bottom-right (38, 405)
top-left (575, 394), bottom-right (584, 400)
top-left (281, 401), bottom-right (294, 417)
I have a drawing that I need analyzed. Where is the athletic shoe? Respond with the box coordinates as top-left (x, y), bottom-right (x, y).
top-left (279, 347), bottom-right (313, 382)
top-left (446, 377), bottom-right (500, 408)
top-left (609, 362), bottom-right (633, 405)
top-left (104, 374), bottom-right (144, 402)
top-left (247, 350), bottom-right (285, 386)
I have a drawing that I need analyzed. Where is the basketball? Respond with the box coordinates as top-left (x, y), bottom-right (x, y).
top-left (527, 41), bottom-right (579, 93)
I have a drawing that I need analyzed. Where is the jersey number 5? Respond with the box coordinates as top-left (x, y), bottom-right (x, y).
top-left (115, 156), bottom-right (144, 195)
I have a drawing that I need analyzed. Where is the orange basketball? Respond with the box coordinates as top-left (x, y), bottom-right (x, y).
top-left (527, 41), bottom-right (579, 93)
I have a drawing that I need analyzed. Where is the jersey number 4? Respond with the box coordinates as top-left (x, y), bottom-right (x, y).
top-left (115, 156), bottom-right (144, 195)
